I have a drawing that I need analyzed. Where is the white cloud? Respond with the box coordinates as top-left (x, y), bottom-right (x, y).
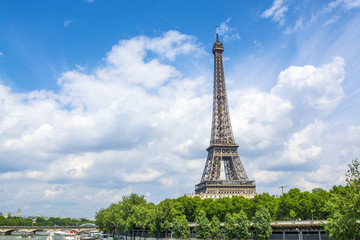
top-left (277, 122), bottom-right (324, 165)
top-left (284, 17), bottom-right (304, 34)
top-left (120, 169), bottom-right (162, 183)
top-left (160, 177), bottom-right (173, 186)
top-left (324, 15), bottom-right (341, 26)
top-left (326, 0), bottom-right (360, 12)
top-left (343, 0), bottom-right (360, 8)
top-left (218, 18), bottom-right (241, 42)
top-left (64, 20), bottom-right (72, 27)
top-left (44, 186), bottom-right (63, 198)
top-left (306, 164), bottom-right (345, 184)
top-left (271, 57), bottom-right (345, 119)
top-left (0, 29), bottom-right (358, 217)
top-left (229, 56), bottom-right (357, 193)
top-left (261, 0), bottom-right (288, 25)
top-left (0, 30), bottom-right (209, 216)
top-left (296, 178), bottom-right (321, 191)
top-left (253, 170), bottom-right (283, 183)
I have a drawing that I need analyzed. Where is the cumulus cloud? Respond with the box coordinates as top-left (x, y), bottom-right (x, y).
top-left (229, 56), bottom-right (358, 192)
top-left (261, 0), bottom-right (288, 25)
top-left (120, 169), bottom-right (162, 183)
top-left (271, 57), bottom-right (345, 120)
top-left (0, 30), bottom-right (209, 216)
top-left (0, 30), bottom-right (358, 217)
top-left (44, 186), bottom-right (63, 198)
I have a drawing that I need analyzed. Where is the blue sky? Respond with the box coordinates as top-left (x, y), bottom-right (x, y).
top-left (0, 0), bottom-right (359, 218)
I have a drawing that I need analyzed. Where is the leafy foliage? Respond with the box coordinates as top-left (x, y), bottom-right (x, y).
top-left (172, 215), bottom-right (190, 239)
top-left (148, 203), bottom-right (170, 238)
top-left (325, 159), bottom-right (360, 239)
top-left (93, 161), bottom-right (360, 239)
top-left (0, 216), bottom-right (92, 227)
top-left (195, 210), bottom-right (210, 239)
top-left (253, 205), bottom-right (272, 240)
top-left (209, 216), bottom-right (222, 240)
top-left (223, 213), bottom-right (236, 240)
top-left (234, 211), bottom-right (251, 239)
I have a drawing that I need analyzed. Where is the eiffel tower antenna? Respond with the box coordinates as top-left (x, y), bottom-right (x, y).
top-left (190, 27), bottom-right (256, 199)
top-left (216, 25), bottom-right (219, 41)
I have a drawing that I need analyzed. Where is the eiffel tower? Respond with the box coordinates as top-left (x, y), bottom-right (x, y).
top-left (194, 27), bottom-right (256, 199)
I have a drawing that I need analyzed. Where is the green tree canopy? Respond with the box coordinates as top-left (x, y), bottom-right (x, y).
top-left (325, 159), bottom-right (360, 239)
top-left (234, 211), bottom-right (251, 240)
top-left (195, 209), bottom-right (210, 239)
top-left (209, 216), bottom-right (222, 240)
top-left (223, 213), bottom-right (236, 240)
top-left (148, 205), bottom-right (170, 238)
top-left (253, 205), bottom-right (272, 240)
top-left (172, 215), bottom-right (190, 239)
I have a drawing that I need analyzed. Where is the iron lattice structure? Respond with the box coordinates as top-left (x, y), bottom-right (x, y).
top-left (195, 29), bottom-right (256, 197)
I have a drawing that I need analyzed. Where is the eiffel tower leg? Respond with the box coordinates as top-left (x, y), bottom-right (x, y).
top-left (210, 155), bottom-right (221, 181)
top-left (232, 155), bottom-right (249, 180)
top-left (201, 151), bottom-right (213, 182)
top-left (224, 156), bottom-right (238, 180)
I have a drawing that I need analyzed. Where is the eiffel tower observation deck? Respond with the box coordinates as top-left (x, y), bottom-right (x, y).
top-left (188, 27), bottom-right (256, 200)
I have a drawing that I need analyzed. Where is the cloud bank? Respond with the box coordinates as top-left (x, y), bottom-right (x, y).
top-left (0, 30), bottom-right (358, 217)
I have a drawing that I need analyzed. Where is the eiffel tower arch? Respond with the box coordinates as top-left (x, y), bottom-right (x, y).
top-left (189, 27), bottom-right (256, 200)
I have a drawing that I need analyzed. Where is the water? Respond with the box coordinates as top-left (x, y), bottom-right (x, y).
top-left (0, 236), bottom-right (48, 240)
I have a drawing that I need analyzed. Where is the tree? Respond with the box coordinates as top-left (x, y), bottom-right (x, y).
top-left (121, 194), bottom-right (148, 240)
top-left (172, 215), bottom-right (190, 239)
top-left (95, 193), bottom-right (148, 239)
top-left (0, 216), bottom-right (6, 226)
top-left (325, 159), bottom-right (360, 239)
top-left (289, 210), bottom-right (296, 220)
top-left (209, 216), bottom-right (222, 240)
top-left (234, 211), bottom-right (251, 240)
top-left (36, 217), bottom-right (47, 226)
top-left (231, 195), bottom-right (250, 218)
top-left (148, 205), bottom-right (170, 238)
top-left (133, 204), bottom-right (153, 239)
top-left (249, 193), bottom-right (278, 220)
top-left (200, 198), bottom-right (215, 220)
top-left (175, 196), bottom-right (202, 222)
top-left (310, 188), bottom-right (331, 220)
top-left (106, 203), bottom-right (122, 234)
top-left (253, 206), bottom-right (272, 240)
top-left (214, 197), bottom-right (233, 222)
top-left (223, 213), bottom-right (236, 240)
top-left (275, 188), bottom-right (302, 220)
top-left (195, 210), bottom-right (210, 239)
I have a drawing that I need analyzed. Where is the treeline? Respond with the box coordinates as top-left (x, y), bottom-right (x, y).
top-left (94, 189), bottom-right (330, 239)
top-left (35, 217), bottom-right (94, 226)
top-left (0, 216), bottom-right (93, 226)
top-left (95, 159), bottom-right (360, 239)
top-left (0, 216), bottom-right (33, 226)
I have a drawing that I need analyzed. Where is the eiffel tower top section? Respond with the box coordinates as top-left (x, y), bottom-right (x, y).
top-left (210, 26), bottom-right (236, 146)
